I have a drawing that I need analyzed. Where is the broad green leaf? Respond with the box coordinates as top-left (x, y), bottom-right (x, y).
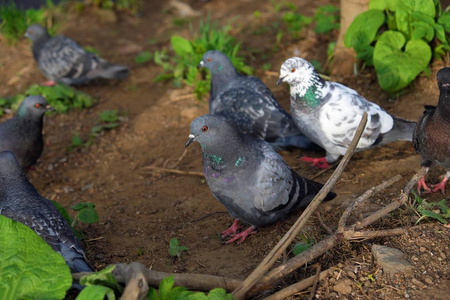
top-left (169, 238), bottom-right (189, 258)
top-left (135, 51), bottom-right (153, 64)
top-left (438, 13), bottom-right (450, 32)
top-left (171, 36), bottom-right (193, 57)
top-left (76, 285), bottom-right (115, 300)
top-left (204, 288), bottom-right (234, 300)
top-left (159, 276), bottom-right (175, 299)
top-left (80, 265), bottom-right (123, 292)
top-left (292, 242), bottom-right (313, 255)
top-left (373, 30), bottom-right (431, 92)
top-left (344, 10), bottom-right (385, 48)
top-left (416, 209), bottom-right (448, 224)
top-left (100, 110), bottom-right (119, 123)
top-left (0, 215), bottom-right (72, 299)
top-left (369, 0), bottom-right (399, 11)
top-left (433, 23), bottom-right (446, 44)
top-left (78, 203), bottom-right (99, 224)
top-left (411, 21), bottom-right (434, 41)
top-left (395, 7), bottom-right (410, 36)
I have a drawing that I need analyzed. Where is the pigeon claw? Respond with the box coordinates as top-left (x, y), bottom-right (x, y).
top-left (220, 219), bottom-right (241, 238)
top-left (417, 176), bottom-right (432, 194)
top-left (431, 176), bottom-right (448, 194)
top-left (223, 226), bottom-right (257, 245)
top-left (300, 156), bottom-right (330, 169)
top-left (41, 80), bottom-right (57, 87)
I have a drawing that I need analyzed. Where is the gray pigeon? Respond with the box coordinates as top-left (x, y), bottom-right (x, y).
top-left (198, 50), bottom-right (318, 150)
top-left (277, 57), bottom-right (416, 169)
top-left (413, 67), bottom-right (450, 194)
top-left (0, 95), bottom-right (53, 169)
top-left (185, 114), bottom-right (336, 244)
top-left (25, 24), bottom-right (129, 85)
top-left (0, 151), bottom-right (94, 281)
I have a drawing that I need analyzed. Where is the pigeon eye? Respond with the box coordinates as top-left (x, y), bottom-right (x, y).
top-left (202, 126), bottom-right (208, 132)
top-left (207, 58), bottom-right (212, 62)
top-left (291, 68), bottom-right (296, 73)
top-left (34, 103), bottom-right (41, 108)
top-left (29, 29), bottom-right (34, 34)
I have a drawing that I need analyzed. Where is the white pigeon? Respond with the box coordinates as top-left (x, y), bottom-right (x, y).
top-left (277, 57), bottom-right (416, 169)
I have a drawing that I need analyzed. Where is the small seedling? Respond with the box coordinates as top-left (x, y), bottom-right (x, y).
top-left (136, 247), bottom-right (144, 257)
top-left (70, 202), bottom-right (99, 228)
top-left (169, 238), bottom-right (189, 259)
top-left (262, 63), bottom-right (272, 72)
top-left (292, 233), bottom-right (315, 256)
top-left (411, 191), bottom-right (449, 224)
top-left (135, 51), bottom-right (153, 64)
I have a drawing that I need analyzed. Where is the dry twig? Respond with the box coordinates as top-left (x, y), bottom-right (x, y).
top-left (308, 264), bottom-right (321, 300)
top-left (141, 165), bottom-right (204, 177)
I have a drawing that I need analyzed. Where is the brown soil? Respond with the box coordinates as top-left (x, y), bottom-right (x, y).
top-left (0, 0), bottom-right (448, 299)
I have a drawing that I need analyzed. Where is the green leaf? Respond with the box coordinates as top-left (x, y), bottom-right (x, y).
top-left (438, 13), bottom-right (450, 32)
top-left (78, 203), bottom-right (99, 224)
top-left (159, 276), bottom-right (175, 299)
top-left (100, 110), bottom-right (119, 123)
top-left (76, 285), bottom-right (116, 300)
top-left (416, 209), bottom-right (448, 224)
top-left (204, 288), bottom-right (234, 300)
top-left (411, 21), bottom-right (435, 41)
top-left (169, 238), bottom-right (189, 258)
top-left (373, 30), bottom-right (432, 92)
top-left (171, 36), bottom-right (193, 57)
top-left (71, 134), bottom-right (84, 148)
top-left (135, 51), bottom-right (153, 64)
top-left (80, 265), bottom-right (123, 292)
top-left (292, 242), bottom-right (313, 255)
top-left (433, 23), bottom-right (447, 44)
top-left (344, 10), bottom-right (385, 48)
top-left (0, 215), bottom-right (72, 299)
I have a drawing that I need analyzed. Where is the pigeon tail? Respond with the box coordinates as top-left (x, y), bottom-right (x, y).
top-left (270, 135), bottom-right (322, 151)
top-left (377, 117), bottom-right (416, 145)
top-left (93, 63), bottom-right (129, 81)
top-left (294, 175), bottom-right (336, 209)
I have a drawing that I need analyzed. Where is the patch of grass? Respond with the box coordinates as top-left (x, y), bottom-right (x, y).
top-left (168, 238), bottom-right (189, 259)
top-left (0, 0), bottom-right (56, 44)
top-left (134, 50), bottom-right (153, 64)
top-left (292, 233), bottom-right (315, 256)
top-left (411, 191), bottom-right (449, 224)
top-left (87, 0), bottom-right (143, 14)
top-left (153, 19), bottom-right (253, 99)
top-left (0, 84), bottom-right (97, 116)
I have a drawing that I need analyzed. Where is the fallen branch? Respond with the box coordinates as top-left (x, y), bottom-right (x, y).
top-left (141, 165), bottom-right (204, 177)
top-left (264, 268), bottom-right (332, 300)
top-left (232, 113), bottom-right (369, 300)
top-left (308, 264), bottom-right (321, 300)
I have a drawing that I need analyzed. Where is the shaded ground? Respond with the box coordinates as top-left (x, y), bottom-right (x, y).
top-left (0, 0), bottom-right (448, 298)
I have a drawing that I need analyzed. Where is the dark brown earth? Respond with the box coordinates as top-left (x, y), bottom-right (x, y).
top-left (0, 0), bottom-right (448, 299)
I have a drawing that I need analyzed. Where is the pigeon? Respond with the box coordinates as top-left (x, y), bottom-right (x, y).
top-left (413, 67), bottom-right (450, 194)
top-left (185, 114), bottom-right (336, 244)
top-left (198, 50), bottom-right (318, 150)
top-left (25, 24), bottom-right (129, 85)
top-left (0, 151), bottom-right (94, 280)
top-left (0, 95), bottom-right (53, 169)
top-left (277, 57), bottom-right (416, 169)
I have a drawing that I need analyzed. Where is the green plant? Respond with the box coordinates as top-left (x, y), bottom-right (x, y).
top-left (282, 10), bottom-right (313, 38)
top-left (135, 51), bottom-right (153, 64)
top-left (70, 202), bottom-right (100, 228)
top-left (0, 1), bottom-right (56, 44)
top-left (148, 276), bottom-right (233, 300)
top-left (411, 191), bottom-right (449, 224)
top-left (88, 0), bottom-right (142, 14)
top-left (169, 238), bottom-right (189, 259)
top-left (153, 19), bottom-right (253, 99)
top-left (0, 83), bottom-right (97, 115)
top-left (292, 234), bottom-right (315, 256)
top-left (0, 215), bottom-right (72, 299)
top-left (345, 0), bottom-right (450, 93)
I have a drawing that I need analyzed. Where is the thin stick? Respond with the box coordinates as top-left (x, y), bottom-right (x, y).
top-left (354, 168), bottom-right (426, 231)
top-left (232, 113), bottom-right (368, 300)
top-left (141, 166), bottom-right (204, 177)
top-left (346, 228), bottom-right (407, 240)
top-left (308, 264), bottom-right (321, 300)
top-left (316, 212), bottom-right (333, 235)
top-left (338, 175), bottom-right (402, 232)
top-left (264, 268), bottom-right (332, 300)
top-left (310, 167), bottom-right (333, 180)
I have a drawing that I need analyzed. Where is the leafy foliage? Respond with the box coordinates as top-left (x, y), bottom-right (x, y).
top-left (0, 1), bottom-right (56, 44)
top-left (0, 83), bottom-right (97, 115)
top-left (0, 215), bottom-right (72, 299)
top-left (135, 51), bottom-right (153, 64)
top-left (76, 285), bottom-right (116, 300)
top-left (154, 19), bottom-right (252, 99)
top-left (292, 234), bottom-right (315, 256)
top-left (71, 202), bottom-right (100, 227)
top-left (411, 192), bottom-right (450, 224)
top-left (86, 0), bottom-right (143, 14)
top-left (148, 276), bottom-right (233, 300)
top-left (169, 238), bottom-right (189, 259)
top-left (80, 265), bottom-right (123, 292)
top-left (345, 0), bottom-right (449, 92)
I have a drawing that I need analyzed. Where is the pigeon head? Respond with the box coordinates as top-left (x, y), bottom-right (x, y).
top-left (0, 151), bottom-right (26, 181)
top-left (24, 24), bottom-right (50, 42)
top-left (16, 96), bottom-right (54, 119)
top-left (198, 50), bottom-right (236, 76)
top-left (277, 57), bottom-right (317, 87)
top-left (437, 67), bottom-right (450, 90)
top-left (185, 114), bottom-right (241, 151)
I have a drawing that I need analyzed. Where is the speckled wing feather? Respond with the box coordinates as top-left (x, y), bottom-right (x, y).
top-left (36, 35), bottom-right (100, 83)
top-left (319, 83), bottom-right (394, 151)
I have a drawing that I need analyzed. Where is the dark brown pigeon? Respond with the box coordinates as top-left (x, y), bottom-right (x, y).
top-left (413, 67), bottom-right (450, 194)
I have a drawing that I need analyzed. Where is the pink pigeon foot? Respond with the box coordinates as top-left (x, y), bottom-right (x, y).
top-left (221, 219), bottom-right (241, 238)
top-left (224, 226), bottom-right (257, 245)
top-left (41, 80), bottom-right (57, 86)
top-left (417, 176), bottom-right (432, 194)
top-left (431, 176), bottom-right (448, 194)
top-left (300, 156), bottom-right (330, 169)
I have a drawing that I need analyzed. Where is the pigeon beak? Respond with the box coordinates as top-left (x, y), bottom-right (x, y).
top-left (185, 134), bottom-right (196, 148)
top-left (24, 32), bottom-right (29, 38)
top-left (197, 61), bottom-right (204, 69)
top-left (276, 76), bottom-right (286, 85)
top-left (46, 105), bottom-right (55, 111)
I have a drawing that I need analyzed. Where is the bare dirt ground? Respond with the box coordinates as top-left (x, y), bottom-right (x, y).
top-left (0, 0), bottom-right (448, 299)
